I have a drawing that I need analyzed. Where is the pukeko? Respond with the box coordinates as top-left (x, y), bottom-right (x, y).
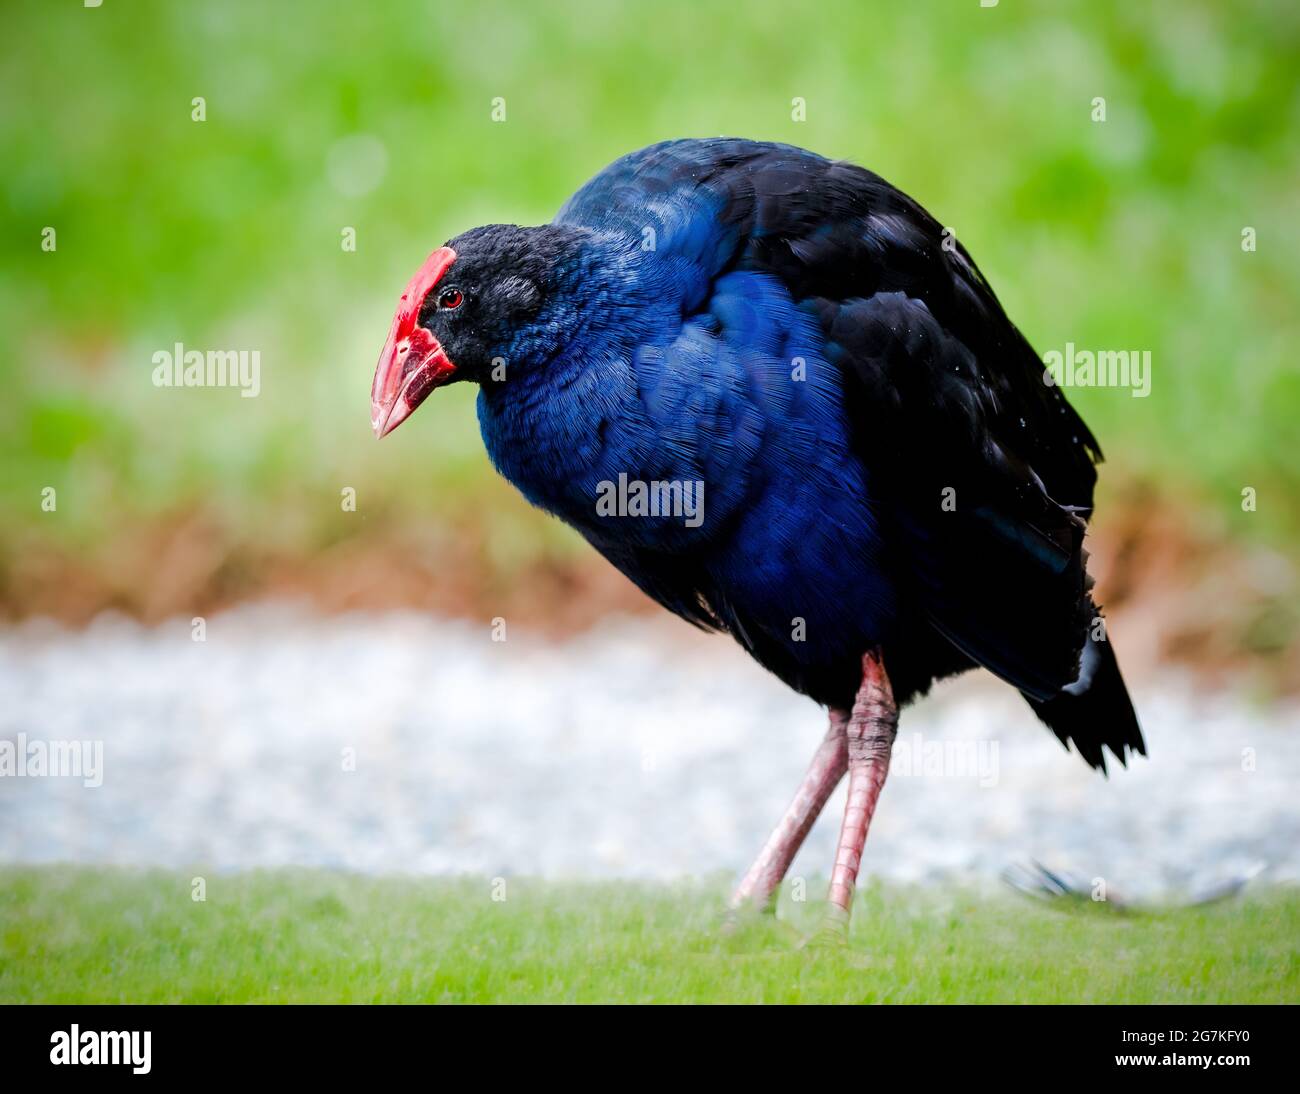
top-left (371, 138), bottom-right (1145, 936)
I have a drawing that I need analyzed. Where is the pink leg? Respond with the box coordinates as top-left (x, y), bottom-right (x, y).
top-left (824, 651), bottom-right (897, 934)
top-left (728, 709), bottom-right (849, 914)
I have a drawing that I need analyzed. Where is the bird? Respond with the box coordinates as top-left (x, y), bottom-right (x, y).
top-left (370, 138), bottom-right (1145, 938)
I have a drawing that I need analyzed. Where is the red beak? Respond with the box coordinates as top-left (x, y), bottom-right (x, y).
top-left (371, 246), bottom-right (459, 438)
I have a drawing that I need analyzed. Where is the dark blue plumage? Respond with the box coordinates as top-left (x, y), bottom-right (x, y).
top-left (372, 138), bottom-right (1144, 773)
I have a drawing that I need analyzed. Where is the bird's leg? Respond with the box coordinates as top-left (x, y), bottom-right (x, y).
top-left (820, 650), bottom-right (897, 940)
top-left (728, 708), bottom-right (849, 916)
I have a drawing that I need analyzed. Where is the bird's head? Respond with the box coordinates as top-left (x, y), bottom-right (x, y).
top-left (370, 223), bottom-right (597, 437)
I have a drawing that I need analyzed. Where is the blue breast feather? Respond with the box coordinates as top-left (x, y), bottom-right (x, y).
top-left (477, 219), bottom-right (898, 670)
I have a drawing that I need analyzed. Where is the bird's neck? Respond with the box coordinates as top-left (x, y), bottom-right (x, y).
top-left (548, 230), bottom-right (678, 362)
top-left (476, 232), bottom-right (683, 518)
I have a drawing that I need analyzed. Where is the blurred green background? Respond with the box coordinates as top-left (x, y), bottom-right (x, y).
top-left (2, 0), bottom-right (1297, 672)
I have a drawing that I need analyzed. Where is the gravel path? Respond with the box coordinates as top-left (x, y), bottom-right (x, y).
top-left (1, 606), bottom-right (1296, 897)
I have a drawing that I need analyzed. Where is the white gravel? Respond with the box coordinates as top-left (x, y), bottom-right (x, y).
top-left (1, 605), bottom-right (1295, 898)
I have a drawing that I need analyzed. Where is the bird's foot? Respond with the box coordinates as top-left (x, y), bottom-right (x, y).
top-left (801, 904), bottom-right (850, 951)
top-left (717, 904), bottom-right (800, 952)
top-left (721, 899), bottom-right (776, 937)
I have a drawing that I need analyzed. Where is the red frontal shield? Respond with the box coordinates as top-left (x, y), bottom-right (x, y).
top-left (371, 246), bottom-right (458, 437)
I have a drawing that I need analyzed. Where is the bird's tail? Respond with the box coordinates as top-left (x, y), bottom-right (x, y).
top-left (1023, 624), bottom-right (1146, 774)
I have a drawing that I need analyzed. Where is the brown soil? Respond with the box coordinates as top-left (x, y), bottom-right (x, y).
top-left (1, 491), bottom-right (1295, 692)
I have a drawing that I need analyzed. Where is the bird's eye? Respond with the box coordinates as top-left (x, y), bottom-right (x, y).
top-left (438, 288), bottom-right (464, 310)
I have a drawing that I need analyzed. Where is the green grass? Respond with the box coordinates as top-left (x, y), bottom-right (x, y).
top-left (2, 867), bottom-right (1296, 1003)
top-left (2, 0), bottom-right (1299, 569)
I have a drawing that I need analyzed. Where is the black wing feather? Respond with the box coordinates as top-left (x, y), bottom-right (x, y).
top-left (703, 141), bottom-right (1143, 768)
